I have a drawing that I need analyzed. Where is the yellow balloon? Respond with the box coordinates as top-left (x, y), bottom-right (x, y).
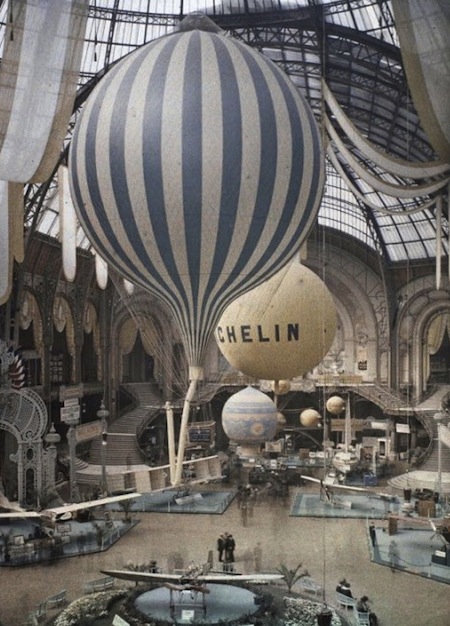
top-left (215, 260), bottom-right (337, 380)
top-left (300, 408), bottom-right (321, 427)
top-left (271, 380), bottom-right (291, 395)
top-left (326, 395), bottom-right (346, 415)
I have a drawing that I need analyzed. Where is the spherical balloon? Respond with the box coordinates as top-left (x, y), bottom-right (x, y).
top-left (221, 386), bottom-right (278, 444)
top-left (277, 412), bottom-right (287, 427)
top-left (326, 395), bottom-right (346, 415)
top-left (69, 17), bottom-right (324, 378)
top-left (300, 408), bottom-right (321, 428)
top-left (215, 260), bottom-right (337, 380)
top-left (271, 380), bottom-right (291, 395)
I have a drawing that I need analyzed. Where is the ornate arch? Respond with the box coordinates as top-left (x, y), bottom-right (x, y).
top-left (413, 296), bottom-right (450, 402)
top-left (306, 243), bottom-right (385, 382)
top-left (0, 388), bottom-right (47, 505)
top-left (111, 287), bottom-right (177, 397)
top-left (396, 276), bottom-right (450, 401)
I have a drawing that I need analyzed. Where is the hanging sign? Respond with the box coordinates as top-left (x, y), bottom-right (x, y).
top-left (59, 384), bottom-right (84, 402)
top-left (60, 405), bottom-right (80, 423)
top-left (75, 420), bottom-right (103, 443)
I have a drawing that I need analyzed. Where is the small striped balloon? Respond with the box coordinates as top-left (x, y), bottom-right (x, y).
top-left (69, 18), bottom-right (324, 376)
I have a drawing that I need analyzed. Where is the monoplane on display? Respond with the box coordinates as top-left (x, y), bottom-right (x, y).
top-left (101, 567), bottom-right (284, 598)
top-left (300, 474), bottom-right (399, 508)
top-left (0, 492), bottom-right (140, 525)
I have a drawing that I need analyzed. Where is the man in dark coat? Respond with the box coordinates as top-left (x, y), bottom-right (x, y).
top-left (224, 533), bottom-right (236, 571)
top-left (217, 533), bottom-right (226, 562)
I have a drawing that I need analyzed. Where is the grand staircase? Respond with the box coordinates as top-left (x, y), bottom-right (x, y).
top-left (385, 385), bottom-right (450, 494)
top-left (88, 382), bottom-right (162, 465)
top-left (74, 382), bottom-right (223, 494)
top-left (75, 382), bottom-right (163, 490)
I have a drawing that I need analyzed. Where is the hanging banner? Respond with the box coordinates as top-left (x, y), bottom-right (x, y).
top-left (0, 0), bottom-right (89, 182)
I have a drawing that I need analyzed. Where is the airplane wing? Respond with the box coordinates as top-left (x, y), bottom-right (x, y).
top-left (328, 483), bottom-right (369, 493)
top-left (0, 492), bottom-right (27, 514)
top-left (368, 492), bottom-right (398, 501)
top-left (300, 475), bottom-right (368, 493)
top-left (101, 569), bottom-right (284, 585)
top-left (0, 492), bottom-right (141, 520)
top-left (300, 475), bottom-right (322, 485)
top-left (0, 510), bottom-right (41, 519)
top-left (46, 492), bottom-right (141, 516)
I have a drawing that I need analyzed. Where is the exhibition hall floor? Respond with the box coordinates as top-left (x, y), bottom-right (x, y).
top-left (1, 484), bottom-right (448, 626)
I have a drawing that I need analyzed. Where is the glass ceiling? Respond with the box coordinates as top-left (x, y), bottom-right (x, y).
top-left (0, 0), bottom-right (447, 264)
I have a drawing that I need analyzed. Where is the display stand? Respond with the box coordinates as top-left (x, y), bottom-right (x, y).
top-left (168, 587), bottom-right (207, 621)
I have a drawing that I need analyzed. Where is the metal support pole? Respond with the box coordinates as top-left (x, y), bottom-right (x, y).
top-left (433, 410), bottom-right (447, 503)
top-left (68, 423), bottom-right (77, 502)
top-left (97, 400), bottom-right (109, 495)
top-left (437, 426), bottom-right (442, 501)
top-left (101, 427), bottom-right (107, 495)
top-left (174, 377), bottom-right (198, 486)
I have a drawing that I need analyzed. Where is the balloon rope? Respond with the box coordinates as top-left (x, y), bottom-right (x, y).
top-left (173, 378), bottom-right (198, 486)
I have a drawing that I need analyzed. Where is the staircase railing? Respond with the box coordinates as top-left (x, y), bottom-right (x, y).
top-left (348, 382), bottom-right (435, 465)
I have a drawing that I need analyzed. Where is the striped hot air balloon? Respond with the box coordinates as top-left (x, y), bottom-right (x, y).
top-left (69, 14), bottom-right (324, 379)
top-left (8, 351), bottom-right (26, 389)
top-left (0, 340), bottom-right (25, 389)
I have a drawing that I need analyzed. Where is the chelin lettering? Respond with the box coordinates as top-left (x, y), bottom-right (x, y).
top-left (216, 324), bottom-right (300, 343)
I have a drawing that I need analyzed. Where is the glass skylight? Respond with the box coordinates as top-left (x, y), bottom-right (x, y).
top-left (0, 1), bottom-right (445, 265)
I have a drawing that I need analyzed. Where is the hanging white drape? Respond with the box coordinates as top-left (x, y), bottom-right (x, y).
top-left (323, 81), bottom-right (450, 179)
top-left (59, 165), bottom-right (77, 282)
top-left (0, 0), bottom-right (89, 183)
top-left (123, 279), bottom-right (135, 295)
top-left (0, 180), bottom-right (24, 304)
top-left (326, 117), bottom-right (449, 198)
top-left (119, 318), bottom-right (139, 356)
top-left (392, 0), bottom-right (450, 162)
top-left (425, 312), bottom-right (450, 383)
top-left (326, 145), bottom-right (438, 215)
top-left (0, 0), bottom-right (88, 301)
top-left (427, 313), bottom-right (450, 356)
top-left (95, 253), bottom-right (108, 290)
top-left (53, 295), bottom-right (76, 382)
top-left (83, 302), bottom-right (103, 381)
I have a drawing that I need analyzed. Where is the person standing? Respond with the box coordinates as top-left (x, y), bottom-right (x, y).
top-left (240, 499), bottom-right (248, 527)
top-left (369, 522), bottom-right (377, 547)
top-left (253, 542), bottom-right (262, 572)
top-left (217, 533), bottom-right (226, 563)
top-left (388, 539), bottom-right (400, 571)
top-left (224, 533), bottom-right (236, 571)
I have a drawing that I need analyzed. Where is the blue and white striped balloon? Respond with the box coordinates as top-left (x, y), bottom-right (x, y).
top-left (69, 22), bottom-right (324, 377)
